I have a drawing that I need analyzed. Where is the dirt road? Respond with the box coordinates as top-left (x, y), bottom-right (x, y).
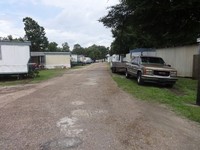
top-left (0, 63), bottom-right (200, 150)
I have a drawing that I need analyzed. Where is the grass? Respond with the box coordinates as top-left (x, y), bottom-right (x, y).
top-left (71, 65), bottom-right (84, 69)
top-left (0, 64), bottom-right (89, 86)
top-left (71, 64), bottom-right (91, 69)
top-left (0, 69), bottom-right (66, 86)
top-left (112, 74), bottom-right (200, 123)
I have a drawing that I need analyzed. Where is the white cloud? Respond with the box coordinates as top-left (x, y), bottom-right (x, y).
top-left (0, 19), bottom-right (24, 38)
top-left (0, 0), bottom-right (119, 49)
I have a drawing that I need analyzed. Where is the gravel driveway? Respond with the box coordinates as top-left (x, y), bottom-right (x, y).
top-left (0, 63), bottom-right (200, 150)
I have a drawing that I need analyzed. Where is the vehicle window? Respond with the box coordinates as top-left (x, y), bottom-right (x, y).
top-left (138, 57), bottom-right (141, 64)
top-left (141, 57), bottom-right (165, 64)
top-left (131, 57), bottom-right (138, 64)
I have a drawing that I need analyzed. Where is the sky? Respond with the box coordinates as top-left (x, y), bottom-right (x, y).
top-left (0, 0), bottom-right (119, 50)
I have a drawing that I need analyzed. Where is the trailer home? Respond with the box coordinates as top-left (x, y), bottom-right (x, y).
top-left (0, 41), bottom-right (31, 75)
top-left (31, 52), bottom-right (71, 69)
top-left (70, 54), bottom-right (85, 66)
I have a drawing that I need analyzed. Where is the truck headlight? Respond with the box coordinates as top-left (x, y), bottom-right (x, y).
top-left (144, 69), bottom-right (153, 75)
top-left (170, 71), bottom-right (177, 77)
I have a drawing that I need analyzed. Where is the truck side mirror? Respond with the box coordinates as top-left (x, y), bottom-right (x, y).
top-left (167, 64), bottom-right (171, 67)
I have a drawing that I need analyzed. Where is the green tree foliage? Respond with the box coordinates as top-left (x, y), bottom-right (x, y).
top-left (23, 17), bottom-right (49, 51)
top-left (62, 42), bottom-right (70, 52)
top-left (7, 35), bottom-right (13, 41)
top-left (72, 44), bottom-right (108, 60)
top-left (48, 42), bottom-right (58, 52)
top-left (99, 3), bottom-right (133, 55)
top-left (0, 35), bottom-right (25, 42)
top-left (85, 45), bottom-right (108, 60)
top-left (100, 0), bottom-right (200, 54)
top-left (72, 44), bottom-right (85, 55)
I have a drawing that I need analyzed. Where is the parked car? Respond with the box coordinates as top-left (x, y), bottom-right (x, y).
top-left (125, 56), bottom-right (178, 87)
top-left (83, 57), bottom-right (93, 64)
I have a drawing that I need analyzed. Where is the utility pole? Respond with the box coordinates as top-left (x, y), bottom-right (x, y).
top-left (196, 38), bottom-right (200, 106)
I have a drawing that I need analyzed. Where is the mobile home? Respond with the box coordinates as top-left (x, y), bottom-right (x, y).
top-left (0, 41), bottom-right (31, 75)
top-left (31, 52), bottom-right (71, 69)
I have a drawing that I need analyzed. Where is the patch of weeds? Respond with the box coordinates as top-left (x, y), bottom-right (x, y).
top-left (112, 74), bottom-right (200, 123)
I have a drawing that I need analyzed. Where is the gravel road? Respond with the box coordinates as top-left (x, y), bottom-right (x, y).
top-left (0, 63), bottom-right (200, 150)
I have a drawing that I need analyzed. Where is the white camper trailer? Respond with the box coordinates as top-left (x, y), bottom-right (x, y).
top-left (0, 41), bottom-right (31, 75)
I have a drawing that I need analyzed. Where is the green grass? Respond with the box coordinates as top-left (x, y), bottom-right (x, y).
top-left (0, 69), bottom-right (66, 86)
top-left (112, 74), bottom-right (200, 123)
top-left (31, 69), bottom-right (66, 83)
top-left (0, 64), bottom-right (89, 86)
top-left (71, 66), bottom-right (84, 69)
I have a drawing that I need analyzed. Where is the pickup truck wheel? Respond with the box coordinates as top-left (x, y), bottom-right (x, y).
top-left (167, 84), bottom-right (174, 88)
top-left (112, 67), bottom-right (116, 73)
top-left (137, 72), bottom-right (143, 85)
top-left (125, 69), bottom-right (129, 78)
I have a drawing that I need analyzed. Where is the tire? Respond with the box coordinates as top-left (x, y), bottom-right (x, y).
top-left (137, 72), bottom-right (143, 85)
top-left (167, 84), bottom-right (174, 88)
top-left (112, 67), bottom-right (116, 73)
top-left (125, 69), bottom-right (130, 78)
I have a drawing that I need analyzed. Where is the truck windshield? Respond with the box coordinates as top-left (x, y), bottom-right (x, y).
top-left (141, 57), bottom-right (165, 65)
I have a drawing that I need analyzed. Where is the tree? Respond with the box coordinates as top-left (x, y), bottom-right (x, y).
top-left (7, 35), bottom-right (13, 41)
top-left (85, 45), bottom-right (108, 60)
top-left (73, 44), bottom-right (81, 50)
top-left (62, 42), bottom-right (70, 52)
top-left (124, 0), bottom-right (200, 47)
top-left (71, 44), bottom-right (108, 61)
top-left (48, 42), bottom-right (58, 52)
top-left (100, 0), bottom-right (200, 51)
top-left (72, 44), bottom-right (85, 55)
top-left (85, 45), bottom-right (100, 61)
top-left (99, 3), bottom-right (133, 55)
top-left (0, 35), bottom-right (25, 42)
top-left (23, 17), bottom-right (49, 51)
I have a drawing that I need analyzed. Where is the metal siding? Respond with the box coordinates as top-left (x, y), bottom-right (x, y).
top-left (125, 53), bottom-right (131, 62)
top-left (45, 55), bottom-right (71, 69)
top-left (156, 45), bottom-right (198, 77)
top-left (0, 41), bottom-right (31, 46)
top-left (0, 45), bottom-right (30, 74)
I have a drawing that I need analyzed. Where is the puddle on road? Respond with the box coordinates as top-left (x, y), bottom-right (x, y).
top-left (41, 137), bottom-right (82, 150)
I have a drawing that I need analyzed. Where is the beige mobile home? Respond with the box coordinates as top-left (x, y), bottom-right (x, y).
top-left (31, 52), bottom-right (71, 69)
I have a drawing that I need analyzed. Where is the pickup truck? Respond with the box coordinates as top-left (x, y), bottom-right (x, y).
top-left (125, 56), bottom-right (178, 87)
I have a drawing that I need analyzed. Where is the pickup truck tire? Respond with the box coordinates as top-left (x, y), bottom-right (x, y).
top-left (167, 84), bottom-right (174, 88)
top-left (137, 72), bottom-right (143, 85)
top-left (125, 69), bottom-right (130, 78)
top-left (111, 67), bottom-right (116, 73)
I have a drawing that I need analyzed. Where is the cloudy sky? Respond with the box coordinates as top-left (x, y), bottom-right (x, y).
top-left (0, 0), bottom-right (119, 49)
